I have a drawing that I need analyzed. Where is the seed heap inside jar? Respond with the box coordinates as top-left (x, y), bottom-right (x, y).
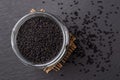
top-left (16, 16), bottom-right (63, 64)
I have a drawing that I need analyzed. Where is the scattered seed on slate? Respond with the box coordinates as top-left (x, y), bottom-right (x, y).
top-left (116, 74), bottom-right (119, 77)
top-left (42, 1), bottom-right (45, 4)
top-left (91, 1), bottom-right (95, 5)
top-left (97, 1), bottom-right (103, 3)
top-left (93, 74), bottom-right (96, 77)
top-left (60, 74), bottom-right (64, 77)
top-left (46, 0), bottom-right (120, 78)
top-left (60, 7), bottom-right (63, 10)
top-left (17, 16), bottom-right (63, 64)
top-left (111, 4), bottom-right (114, 7)
top-left (70, 4), bottom-right (73, 7)
top-left (116, 7), bottom-right (119, 10)
top-left (114, 11), bottom-right (118, 14)
top-left (74, 11), bottom-right (78, 16)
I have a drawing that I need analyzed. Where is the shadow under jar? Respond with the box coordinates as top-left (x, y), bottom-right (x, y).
top-left (11, 11), bottom-right (76, 73)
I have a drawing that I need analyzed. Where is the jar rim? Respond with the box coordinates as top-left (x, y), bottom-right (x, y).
top-left (11, 12), bottom-right (69, 68)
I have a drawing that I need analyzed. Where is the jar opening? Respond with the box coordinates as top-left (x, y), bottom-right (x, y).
top-left (16, 15), bottom-right (63, 64)
top-left (11, 12), bottom-right (69, 68)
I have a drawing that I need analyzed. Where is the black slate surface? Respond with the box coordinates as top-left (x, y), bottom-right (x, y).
top-left (0, 0), bottom-right (120, 80)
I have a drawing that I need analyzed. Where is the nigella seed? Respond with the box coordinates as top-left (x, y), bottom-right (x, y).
top-left (97, 1), bottom-right (103, 3)
top-left (42, 1), bottom-right (45, 4)
top-left (74, 11), bottom-right (78, 16)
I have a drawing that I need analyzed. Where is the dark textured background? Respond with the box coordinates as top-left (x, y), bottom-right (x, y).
top-left (0, 0), bottom-right (120, 80)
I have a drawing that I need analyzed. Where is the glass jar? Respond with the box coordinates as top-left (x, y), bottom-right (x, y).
top-left (11, 10), bottom-right (76, 73)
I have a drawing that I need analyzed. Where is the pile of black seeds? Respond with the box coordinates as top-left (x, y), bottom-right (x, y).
top-left (16, 16), bottom-right (63, 64)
